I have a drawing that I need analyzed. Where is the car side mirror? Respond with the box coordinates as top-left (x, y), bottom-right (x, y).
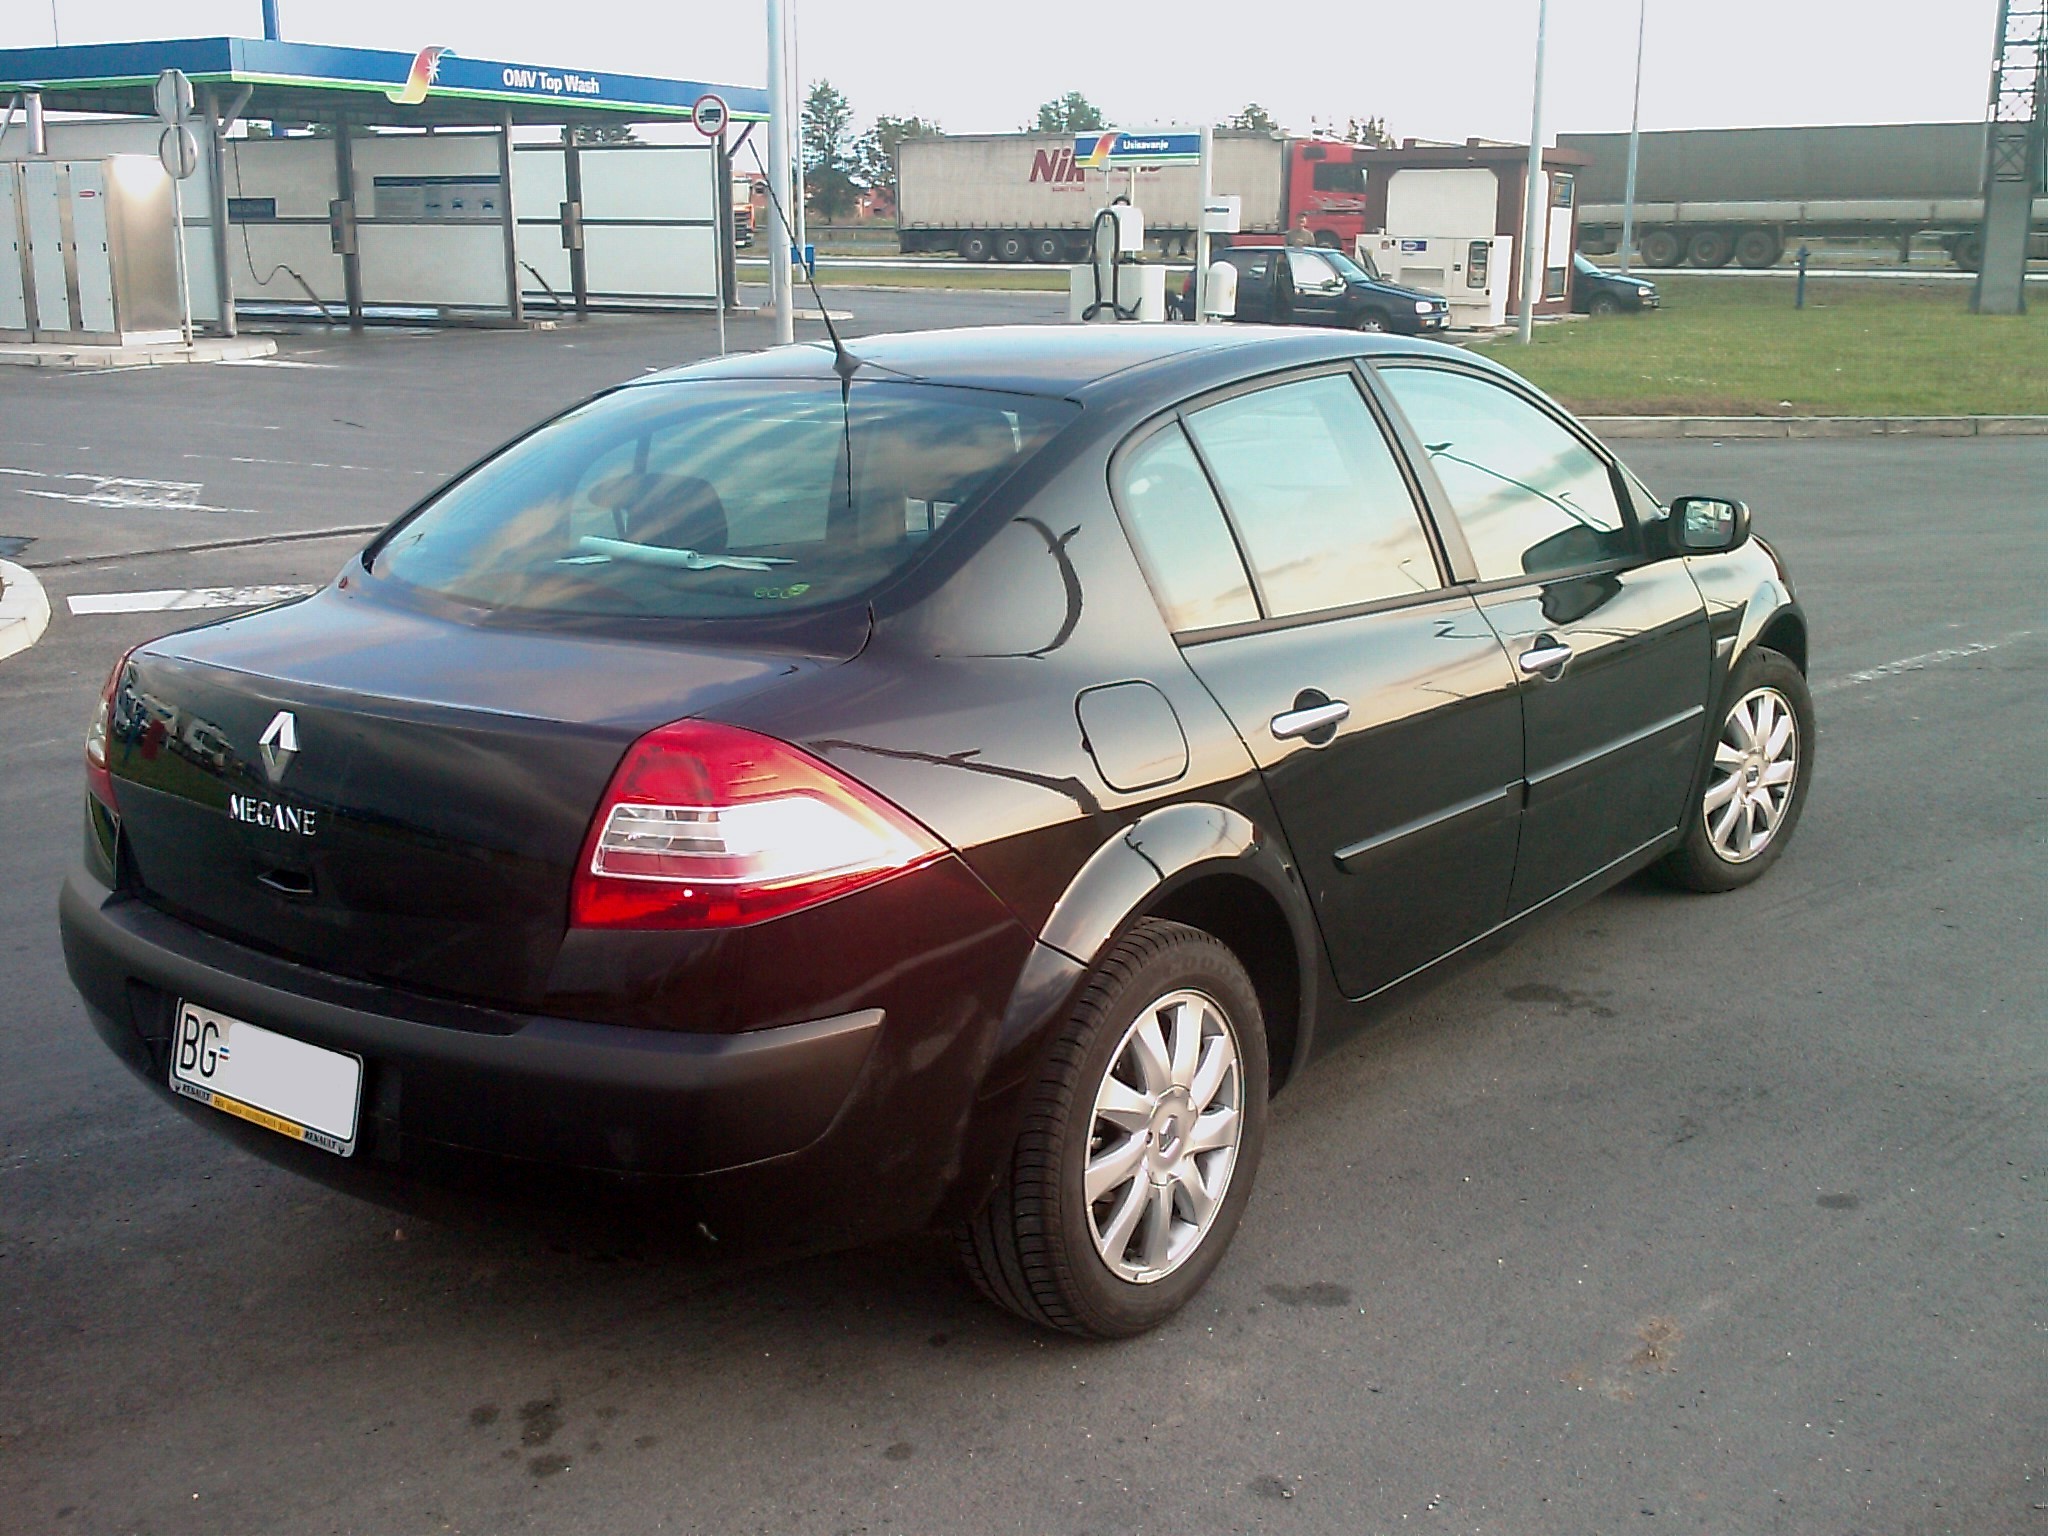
top-left (1668, 495), bottom-right (1751, 554)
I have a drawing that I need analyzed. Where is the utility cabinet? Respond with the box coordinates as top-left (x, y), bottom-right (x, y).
top-left (0, 157), bottom-right (181, 343)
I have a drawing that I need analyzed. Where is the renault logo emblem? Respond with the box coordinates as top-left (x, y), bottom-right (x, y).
top-left (258, 710), bottom-right (298, 784)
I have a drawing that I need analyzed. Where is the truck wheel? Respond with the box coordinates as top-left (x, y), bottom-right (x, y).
top-left (1638, 229), bottom-right (1682, 268)
top-left (959, 232), bottom-right (992, 263)
top-left (1734, 228), bottom-right (1783, 268)
top-left (1030, 233), bottom-right (1064, 264)
top-left (1951, 233), bottom-right (1983, 271)
top-left (1687, 229), bottom-right (1734, 268)
top-left (995, 232), bottom-right (1028, 263)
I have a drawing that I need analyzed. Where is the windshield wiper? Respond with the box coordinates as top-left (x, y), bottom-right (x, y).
top-left (577, 535), bottom-right (793, 572)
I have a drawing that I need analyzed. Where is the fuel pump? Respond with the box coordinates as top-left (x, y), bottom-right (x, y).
top-left (1066, 198), bottom-right (1166, 323)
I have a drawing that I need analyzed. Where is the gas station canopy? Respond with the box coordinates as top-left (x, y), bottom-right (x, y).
top-left (0, 37), bottom-right (768, 128)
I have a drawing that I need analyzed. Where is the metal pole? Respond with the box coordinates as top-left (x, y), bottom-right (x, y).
top-left (789, 0), bottom-right (807, 259)
top-left (1194, 124), bottom-right (1213, 324)
top-left (561, 124), bottom-right (588, 317)
top-left (1618, 0), bottom-right (1646, 275)
top-left (1516, 0), bottom-right (1549, 344)
top-left (202, 89), bottom-right (237, 338)
top-left (333, 117), bottom-right (363, 332)
top-left (766, 0), bottom-right (794, 343)
top-left (49, 0), bottom-right (59, 46)
top-left (498, 109), bottom-right (523, 325)
top-left (170, 174), bottom-right (195, 347)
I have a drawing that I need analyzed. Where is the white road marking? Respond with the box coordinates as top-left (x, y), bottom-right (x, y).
top-left (1814, 631), bottom-right (2033, 696)
top-left (180, 452), bottom-right (437, 476)
top-left (213, 357), bottom-right (336, 368)
top-left (2, 464), bottom-right (261, 514)
top-left (67, 584), bottom-right (320, 615)
top-left (0, 559), bottom-right (53, 660)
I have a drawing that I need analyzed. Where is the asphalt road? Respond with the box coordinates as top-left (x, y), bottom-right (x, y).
top-left (1, 302), bottom-right (2042, 1536)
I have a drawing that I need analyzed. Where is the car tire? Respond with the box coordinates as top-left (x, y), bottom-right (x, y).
top-left (957, 918), bottom-right (1269, 1339)
top-left (958, 232), bottom-right (992, 263)
top-left (1589, 292), bottom-right (1623, 316)
top-left (1354, 309), bottom-right (1389, 332)
top-left (995, 232), bottom-right (1028, 264)
top-left (1030, 233), bottom-right (1064, 264)
top-left (1639, 228), bottom-right (1683, 268)
top-left (1655, 647), bottom-right (1814, 893)
top-left (1687, 229), bottom-right (1735, 268)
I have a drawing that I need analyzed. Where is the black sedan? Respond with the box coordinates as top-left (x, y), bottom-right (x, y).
top-left (64, 325), bottom-right (1812, 1338)
top-left (1183, 246), bottom-right (1453, 333)
top-left (1573, 251), bottom-right (1661, 315)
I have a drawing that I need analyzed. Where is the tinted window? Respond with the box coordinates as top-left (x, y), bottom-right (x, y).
top-left (1379, 367), bottom-right (1630, 581)
top-left (1114, 426), bottom-right (1258, 633)
top-left (1184, 373), bottom-right (1440, 618)
top-left (1311, 162), bottom-right (1366, 193)
top-left (373, 381), bottom-right (1073, 619)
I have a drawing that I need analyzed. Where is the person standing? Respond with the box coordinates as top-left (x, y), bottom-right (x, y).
top-left (1285, 214), bottom-right (1315, 247)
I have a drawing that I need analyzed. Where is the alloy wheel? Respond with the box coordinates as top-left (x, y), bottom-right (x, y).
top-left (1704, 686), bottom-right (1799, 862)
top-left (1084, 989), bottom-right (1244, 1283)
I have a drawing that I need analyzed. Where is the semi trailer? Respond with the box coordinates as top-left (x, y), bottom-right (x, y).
top-left (896, 131), bottom-right (1378, 260)
top-left (1562, 122), bottom-right (2046, 269)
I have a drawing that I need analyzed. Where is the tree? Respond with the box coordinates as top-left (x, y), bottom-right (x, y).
top-left (1226, 103), bottom-right (1277, 133)
top-left (1032, 92), bottom-right (1106, 134)
top-left (853, 114), bottom-right (941, 197)
top-left (802, 78), bottom-right (859, 219)
top-left (1342, 115), bottom-right (1394, 149)
top-left (572, 123), bottom-right (638, 146)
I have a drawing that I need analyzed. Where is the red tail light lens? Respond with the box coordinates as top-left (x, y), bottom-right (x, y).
top-left (84, 647), bottom-right (136, 814)
top-left (570, 720), bottom-right (946, 930)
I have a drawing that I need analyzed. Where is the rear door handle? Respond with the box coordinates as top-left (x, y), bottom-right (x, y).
top-left (1518, 640), bottom-right (1574, 677)
top-left (1271, 700), bottom-right (1350, 740)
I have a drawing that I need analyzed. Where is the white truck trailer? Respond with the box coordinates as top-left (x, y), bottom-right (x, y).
top-left (897, 132), bottom-right (1291, 262)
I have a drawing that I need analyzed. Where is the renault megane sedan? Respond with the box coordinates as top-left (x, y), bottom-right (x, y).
top-left (63, 325), bottom-right (1813, 1338)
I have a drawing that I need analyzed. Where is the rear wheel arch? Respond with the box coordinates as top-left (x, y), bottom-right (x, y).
top-left (1033, 803), bottom-right (1316, 1091)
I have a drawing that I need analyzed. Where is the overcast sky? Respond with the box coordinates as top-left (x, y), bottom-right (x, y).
top-left (6, 1), bottom-right (1999, 143)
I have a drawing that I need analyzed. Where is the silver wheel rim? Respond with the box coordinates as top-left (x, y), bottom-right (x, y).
top-left (1084, 989), bottom-right (1244, 1284)
top-left (1704, 685), bottom-right (1799, 863)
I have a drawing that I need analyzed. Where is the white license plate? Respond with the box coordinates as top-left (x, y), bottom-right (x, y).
top-left (169, 1001), bottom-right (363, 1157)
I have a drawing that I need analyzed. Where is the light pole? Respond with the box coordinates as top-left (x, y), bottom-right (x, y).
top-left (1618, 0), bottom-right (1647, 274)
top-left (1516, 0), bottom-right (1549, 344)
top-left (766, 0), bottom-right (794, 343)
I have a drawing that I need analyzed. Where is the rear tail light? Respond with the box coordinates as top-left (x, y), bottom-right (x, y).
top-left (570, 720), bottom-right (946, 930)
top-left (84, 646), bottom-right (137, 814)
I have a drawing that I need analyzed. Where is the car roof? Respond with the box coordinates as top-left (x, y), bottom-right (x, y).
top-left (638, 324), bottom-right (1476, 400)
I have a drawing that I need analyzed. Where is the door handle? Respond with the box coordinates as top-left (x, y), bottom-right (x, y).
top-left (1518, 639), bottom-right (1574, 677)
top-left (1271, 699), bottom-right (1351, 740)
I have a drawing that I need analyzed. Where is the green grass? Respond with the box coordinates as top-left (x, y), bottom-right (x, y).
top-left (809, 263), bottom-right (1072, 292)
top-left (1471, 277), bottom-right (2048, 417)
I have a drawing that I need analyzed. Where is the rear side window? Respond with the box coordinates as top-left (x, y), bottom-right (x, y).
top-left (1379, 366), bottom-right (1630, 581)
top-left (1182, 372), bottom-right (1441, 618)
top-left (372, 380), bottom-right (1074, 619)
top-left (1113, 425), bottom-right (1258, 632)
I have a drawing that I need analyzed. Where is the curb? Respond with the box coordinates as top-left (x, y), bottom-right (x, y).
top-left (0, 337), bottom-right (279, 369)
top-left (1584, 414), bottom-right (2048, 440)
top-left (0, 559), bottom-right (52, 662)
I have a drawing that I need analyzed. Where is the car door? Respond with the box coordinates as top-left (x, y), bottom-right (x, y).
top-left (1284, 249), bottom-right (1348, 326)
top-left (1371, 361), bottom-right (1713, 914)
top-left (1229, 250), bottom-right (1277, 322)
top-left (1112, 366), bottom-right (1525, 1001)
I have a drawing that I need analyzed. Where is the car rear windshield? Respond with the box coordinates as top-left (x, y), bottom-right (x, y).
top-left (369, 379), bottom-right (1075, 619)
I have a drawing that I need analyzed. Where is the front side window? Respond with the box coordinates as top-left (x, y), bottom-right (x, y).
top-left (1378, 366), bottom-right (1630, 582)
top-left (1183, 373), bottom-right (1440, 618)
top-left (1113, 425), bottom-right (1258, 633)
top-left (1286, 250), bottom-right (1342, 292)
top-left (372, 381), bottom-right (1073, 619)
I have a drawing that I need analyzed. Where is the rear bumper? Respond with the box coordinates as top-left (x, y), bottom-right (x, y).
top-left (60, 865), bottom-right (1049, 1248)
